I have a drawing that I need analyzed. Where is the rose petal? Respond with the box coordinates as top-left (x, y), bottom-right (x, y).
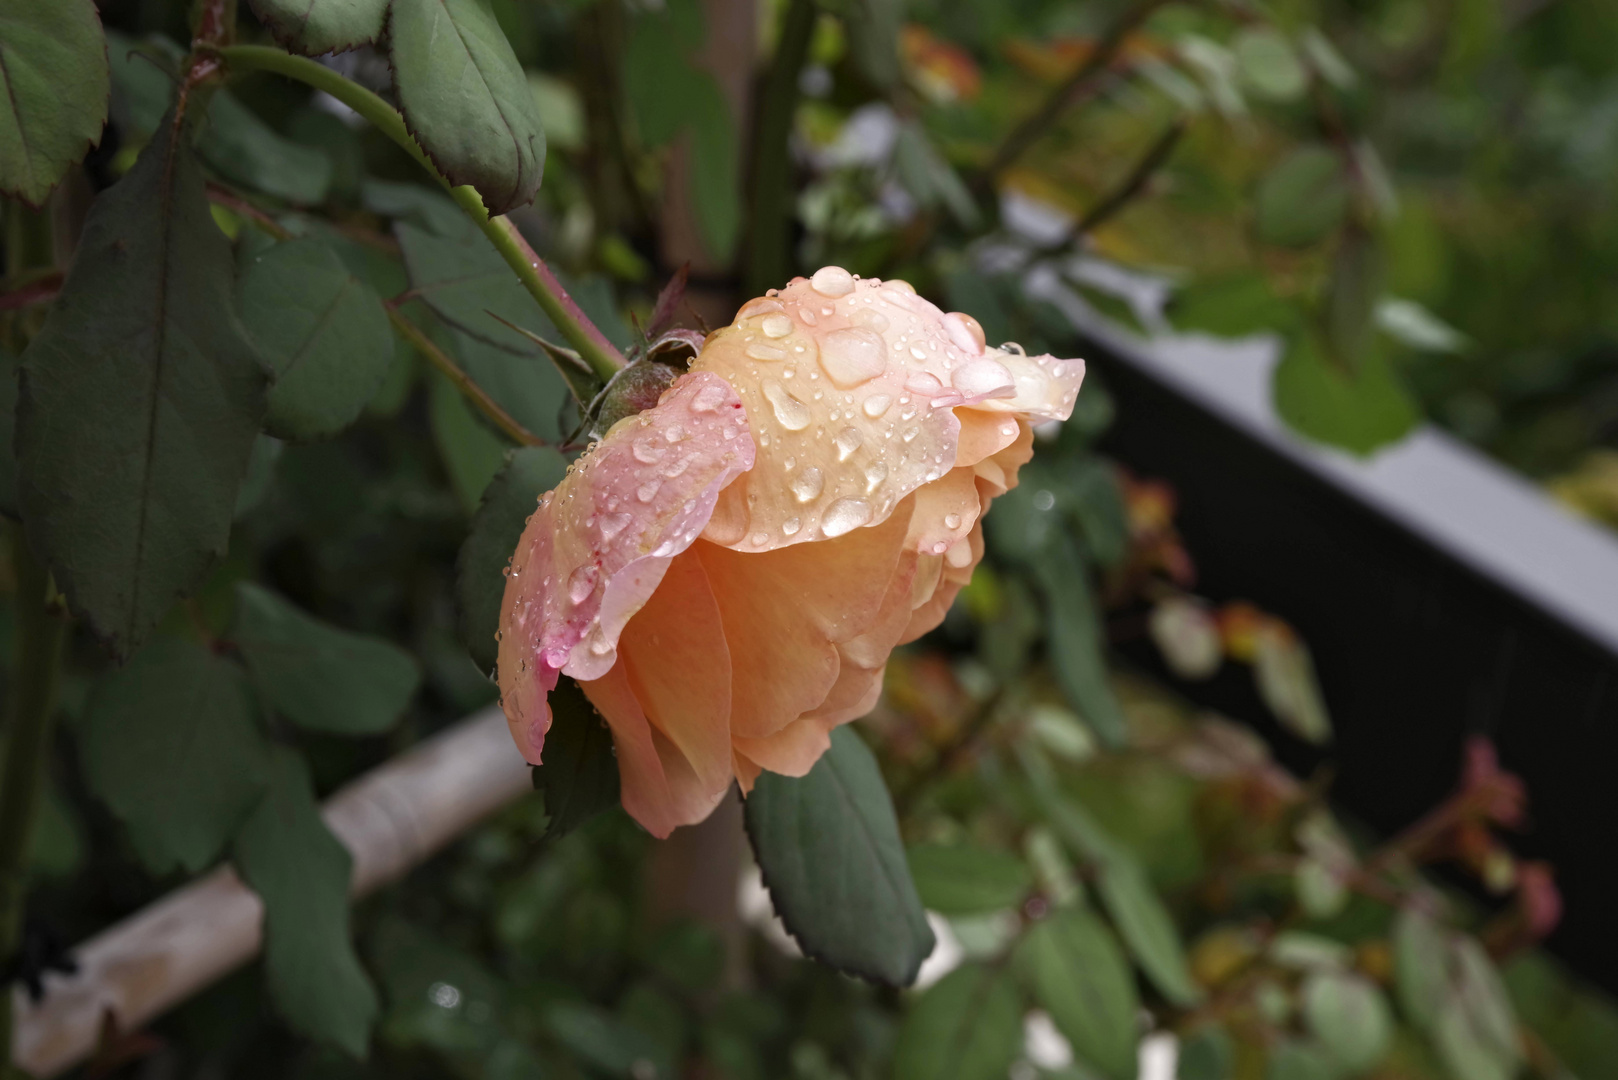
top-left (964, 350), bottom-right (1086, 420)
top-left (497, 372), bottom-right (753, 762)
top-left (907, 466), bottom-right (982, 558)
top-left (902, 522), bottom-right (984, 643)
top-left (955, 408), bottom-right (1025, 468)
top-left (693, 501), bottom-right (913, 740)
top-left (692, 274), bottom-right (972, 551)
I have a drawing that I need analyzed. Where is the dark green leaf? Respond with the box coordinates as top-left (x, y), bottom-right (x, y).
top-left (201, 92), bottom-right (333, 206)
top-left (745, 726), bottom-right (935, 986)
top-left (389, 0), bottom-right (546, 215)
top-left (0, 347), bottom-right (18, 518)
top-left (78, 637), bottom-right (270, 874)
top-left (450, 328), bottom-right (570, 443)
top-left (1170, 273), bottom-right (1301, 339)
top-left (362, 179), bottom-right (469, 237)
top-left (1178, 1025), bottom-right (1235, 1080)
top-left (546, 1002), bottom-right (667, 1078)
top-left (455, 445), bottom-right (568, 672)
top-left (530, 677), bottom-right (621, 837)
top-left (235, 747), bottom-right (379, 1056)
top-left (1030, 533), bottom-right (1129, 747)
top-left (622, 0), bottom-right (706, 148)
top-left (905, 843), bottom-right (1032, 915)
top-left (892, 963), bottom-right (1023, 1080)
top-left (894, 124), bottom-right (980, 228)
top-left (1324, 228), bottom-right (1385, 369)
top-left (1394, 907), bottom-right (1449, 1029)
top-left (229, 582), bottom-right (420, 736)
top-left (247, 0), bottom-right (388, 55)
top-left (372, 916), bottom-right (512, 1059)
top-left (396, 220), bottom-right (562, 354)
top-left (239, 237), bottom-right (394, 441)
top-left (16, 109), bottom-right (269, 657)
top-left (0, 0), bottom-right (109, 205)
top-left (844, 0), bottom-right (903, 89)
top-left (1233, 26), bottom-right (1307, 101)
top-left (1255, 146), bottom-right (1348, 248)
top-left (233, 435), bottom-right (284, 520)
top-left (429, 366), bottom-right (510, 512)
top-left (105, 31), bottom-right (178, 137)
top-left (1096, 858), bottom-right (1203, 1007)
top-left (26, 776), bottom-right (85, 880)
top-left (1273, 332), bottom-right (1418, 455)
top-left (1266, 1039), bottom-right (1337, 1080)
top-left (1067, 457), bottom-right (1129, 568)
top-left (687, 77), bottom-right (741, 261)
top-left (1017, 908), bottom-right (1139, 1080)
top-left (1302, 970), bottom-right (1393, 1073)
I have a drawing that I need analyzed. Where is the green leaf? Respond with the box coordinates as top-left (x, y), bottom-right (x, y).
top-left (26, 776), bottom-right (85, 880)
top-left (1067, 457), bottom-right (1129, 569)
top-left (450, 328), bottom-right (570, 444)
top-left (892, 963), bottom-right (1023, 1080)
top-left (744, 726), bottom-right (935, 986)
top-left (1095, 858), bottom-right (1204, 1007)
top-left (105, 31), bottom-right (179, 137)
top-left (1324, 227), bottom-right (1385, 369)
top-left (1302, 970), bottom-right (1393, 1073)
top-left (1273, 332), bottom-right (1418, 455)
top-left (905, 843), bottom-right (1032, 916)
top-left (1029, 532), bottom-right (1129, 747)
top-left (1252, 623), bottom-right (1334, 743)
top-left (0, 347), bottom-right (18, 518)
top-left (396, 220), bottom-right (563, 354)
top-left (1394, 907), bottom-right (1450, 1029)
top-left (78, 637), bottom-right (270, 874)
top-left (246, 0), bottom-right (389, 55)
top-left (894, 124), bottom-right (980, 229)
top-left (546, 1002), bottom-right (667, 1078)
top-left (1178, 1025), bottom-right (1235, 1080)
top-left (622, 0), bottom-right (706, 148)
top-left (0, 0), bottom-right (109, 206)
top-left (229, 582), bottom-right (420, 736)
top-left (388, 0), bottom-right (546, 215)
top-left (1255, 146), bottom-right (1348, 248)
top-left (238, 237), bottom-right (394, 441)
top-left (235, 747), bottom-right (379, 1056)
top-left (530, 678), bottom-right (621, 837)
top-left (1266, 1039), bottom-right (1337, 1080)
top-left (372, 916), bottom-right (511, 1059)
top-left (1433, 939), bottom-right (1523, 1080)
top-left (1018, 908), bottom-right (1139, 1080)
top-left (429, 366), bottom-right (510, 512)
top-left (455, 445), bottom-right (568, 672)
top-left (1171, 273), bottom-right (1302, 339)
top-left (201, 92), bottom-right (334, 206)
top-left (1233, 26), bottom-right (1307, 101)
top-left (16, 109), bottom-right (269, 658)
top-left (844, 0), bottom-right (903, 89)
top-left (362, 178), bottom-right (469, 237)
top-left (687, 77), bottom-right (741, 261)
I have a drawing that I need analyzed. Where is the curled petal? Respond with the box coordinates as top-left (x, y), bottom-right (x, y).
top-left (965, 349), bottom-right (1086, 420)
top-left (497, 372), bottom-right (754, 763)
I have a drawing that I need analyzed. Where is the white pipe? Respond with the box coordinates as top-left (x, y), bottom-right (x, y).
top-left (11, 707), bottom-right (530, 1077)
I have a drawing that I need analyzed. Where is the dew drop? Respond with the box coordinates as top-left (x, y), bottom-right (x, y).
top-left (690, 382), bottom-right (729, 412)
top-left (761, 314), bottom-right (794, 339)
top-left (567, 565), bottom-right (598, 604)
top-left (633, 439), bottom-right (666, 464)
top-left (747, 342), bottom-right (787, 362)
top-left (864, 461), bottom-right (887, 493)
top-left (953, 357), bottom-right (1016, 398)
top-left (762, 380), bottom-right (812, 430)
top-left (902, 427), bottom-right (919, 443)
top-left (600, 513), bottom-right (632, 540)
top-left (811, 266), bottom-right (856, 297)
top-left (906, 372), bottom-right (944, 396)
top-left (944, 513), bottom-right (962, 529)
top-left (800, 308), bottom-right (817, 326)
top-left (783, 517), bottom-right (801, 536)
top-left (820, 327), bottom-right (887, 388)
top-left (637, 480), bottom-right (661, 502)
top-left (790, 466), bottom-right (824, 503)
top-left (834, 427), bottom-right (863, 461)
top-left (854, 308), bottom-right (890, 333)
top-left (664, 424), bottom-right (688, 443)
top-left (750, 531), bottom-right (769, 547)
top-left (821, 498), bottom-right (872, 537)
top-left (586, 624), bottom-right (613, 656)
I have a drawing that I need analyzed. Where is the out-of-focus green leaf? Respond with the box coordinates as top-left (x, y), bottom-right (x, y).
top-left (892, 963), bottom-right (1023, 1080)
top-left (530, 678), bottom-right (621, 838)
top-left (26, 777), bottom-right (85, 879)
top-left (1266, 1039), bottom-right (1337, 1080)
top-left (1273, 332), bottom-right (1418, 456)
top-left (906, 843), bottom-right (1032, 915)
top-left (1171, 273), bottom-right (1302, 339)
top-left (229, 582), bottom-right (420, 736)
top-left (1233, 26), bottom-right (1307, 101)
top-left (235, 747), bottom-right (379, 1056)
top-left (455, 445), bottom-right (568, 672)
top-left (1096, 858), bottom-right (1203, 1007)
top-left (1067, 457), bottom-right (1129, 568)
top-left (201, 93), bottom-right (333, 207)
top-left (546, 1002), bottom-right (667, 1078)
top-left (1252, 623), bottom-right (1333, 744)
top-left (363, 179), bottom-right (469, 237)
top-left (16, 109), bottom-right (268, 658)
top-left (1178, 1025), bottom-right (1235, 1080)
top-left (397, 221), bottom-right (563, 354)
top-left (234, 435), bottom-right (284, 520)
top-left (1255, 146), bottom-right (1349, 248)
top-left (1395, 907), bottom-right (1451, 1028)
top-left (529, 72), bottom-right (584, 151)
top-left (688, 78), bottom-right (741, 261)
top-left (1303, 970), bottom-right (1394, 1073)
top-left (0, 0), bottom-right (109, 206)
top-left (0, 347), bottom-right (18, 519)
top-left (745, 726), bottom-right (934, 986)
top-left (1377, 297), bottom-right (1470, 354)
top-left (1434, 939), bottom-right (1524, 1080)
top-left (389, 0), bottom-right (545, 215)
top-left (449, 328), bottom-right (570, 444)
top-left (1018, 908), bottom-right (1139, 1079)
top-left (1294, 858), bottom-right (1348, 919)
top-left (247, 0), bottom-right (388, 55)
top-left (894, 124), bottom-right (980, 228)
top-left (238, 237), bottom-right (394, 441)
top-left (1030, 533), bottom-right (1129, 747)
top-left (1325, 228), bottom-right (1385, 370)
top-left (78, 637), bottom-right (269, 874)
top-left (844, 0), bottom-right (903, 89)
top-left (429, 366), bottom-right (510, 512)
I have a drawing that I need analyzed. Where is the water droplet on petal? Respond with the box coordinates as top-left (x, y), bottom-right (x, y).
top-left (854, 308), bottom-right (890, 333)
top-left (664, 424), bottom-right (688, 443)
top-left (586, 624), bottom-right (613, 655)
top-left (864, 462), bottom-right (887, 493)
top-left (783, 517), bottom-right (801, 536)
top-left (800, 308), bottom-right (817, 326)
top-left (862, 393), bottom-right (892, 418)
top-left (953, 357), bottom-right (1017, 398)
top-left (834, 427), bottom-right (862, 461)
top-left (944, 513), bottom-right (962, 529)
top-left (633, 439), bottom-right (666, 464)
top-left (821, 498), bottom-right (872, 537)
top-left (690, 383), bottom-right (728, 412)
top-left (906, 372), bottom-right (944, 396)
top-left (750, 531), bottom-right (769, 547)
top-left (811, 266), bottom-right (856, 297)
top-left (762, 380), bottom-right (812, 430)
top-left (761, 314), bottom-right (793, 339)
top-left (747, 342), bottom-right (787, 362)
top-left (568, 565), bottom-right (598, 604)
top-left (820, 327), bottom-right (887, 388)
top-left (637, 480), bottom-right (662, 502)
top-left (790, 466), bottom-right (824, 503)
top-left (600, 513), bottom-right (632, 540)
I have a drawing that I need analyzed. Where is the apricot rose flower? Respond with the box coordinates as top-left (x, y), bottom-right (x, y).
top-left (497, 267), bottom-right (1084, 836)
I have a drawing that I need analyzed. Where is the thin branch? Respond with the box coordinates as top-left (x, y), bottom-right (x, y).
top-left (387, 310), bottom-right (546, 447)
top-left (205, 184), bottom-right (291, 240)
top-left (972, 0), bottom-right (1167, 192)
top-left (1043, 118), bottom-right (1186, 253)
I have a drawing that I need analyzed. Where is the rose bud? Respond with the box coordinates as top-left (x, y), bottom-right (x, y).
top-left (498, 267), bottom-right (1084, 836)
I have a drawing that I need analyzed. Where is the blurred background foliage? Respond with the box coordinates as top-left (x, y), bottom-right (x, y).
top-left (6, 0), bottom-right (1618, 1078)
